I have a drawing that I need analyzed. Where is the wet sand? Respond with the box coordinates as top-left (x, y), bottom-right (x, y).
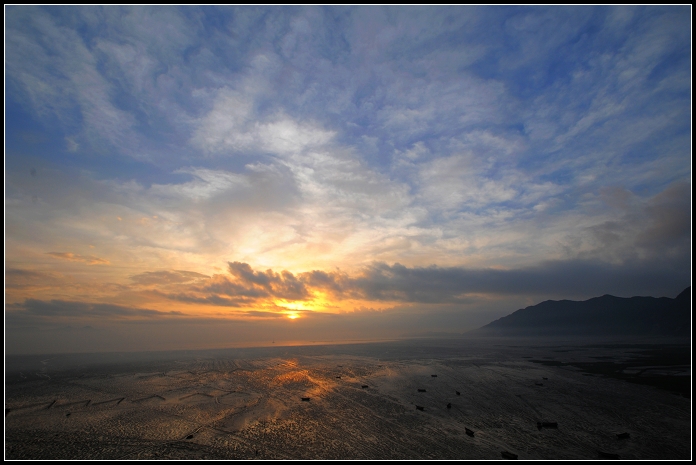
top-left (5, 338), bottom-right (691, 459)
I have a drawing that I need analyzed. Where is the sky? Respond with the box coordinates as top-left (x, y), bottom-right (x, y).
top-left (5, 6), bottom-right (691, 354)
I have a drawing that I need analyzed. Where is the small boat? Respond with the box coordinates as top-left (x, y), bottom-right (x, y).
top-left (537, 421), bottom-right (558, 429)
top-left (542, 377), bottom-right (548, 380)
top-left (418, 389), bottom-right (427, 392)
top-left (301, 397), bottom-right (310, 402)
top-left (186, 434), bottom-right (194, 440)
top-left (465, 428), bottom-right (474, 437)
top-left (598, 451), bottom-right (620, 459)
top-left (415, 405), bottom-right (425, 411)
top-left (501, 451), bottom-right (517, 459)
top-left (336, 376), bottom-right (341, 379)
top-left (455, 391), bottom-right (461, 396)
top-left (535, 382), bottom-right (544, 386)
top-left (447, 403), bottom-right (452, 409)
top-left (431, 374), bottom-right (438, 377)
top-left (361, 385), bottom-right (368, 389)
top-left (616, 432), bottom-right (630, 439)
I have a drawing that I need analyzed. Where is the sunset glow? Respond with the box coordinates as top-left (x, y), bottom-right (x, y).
top-left (5, 6), bottom-right (690, 355)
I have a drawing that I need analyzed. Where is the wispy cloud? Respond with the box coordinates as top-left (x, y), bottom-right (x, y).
top-left (46, 252), bottom-right (110, 265)
top-left (5, 268), bottom-right (63, 290)
top-left (10, 299), bottom-right (185, 321)
top-left (129, 270), bottom-right (210, 286)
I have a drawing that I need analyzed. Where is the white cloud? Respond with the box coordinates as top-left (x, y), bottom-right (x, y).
top-left (151, 168), bottom-right (250, 201)
top-left (192, 87), bottom-right (335, 157)
top-left (417, 153), bottom-right (518, 211)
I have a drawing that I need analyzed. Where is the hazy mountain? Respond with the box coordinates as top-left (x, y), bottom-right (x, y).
top-left (476, 287), bottom-right (691, 337)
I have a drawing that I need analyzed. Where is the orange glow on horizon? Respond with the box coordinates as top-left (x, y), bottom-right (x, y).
top-left (274, 295), bottom-right (332, 313)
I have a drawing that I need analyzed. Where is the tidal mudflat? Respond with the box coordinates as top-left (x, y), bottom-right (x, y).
top-left (5, 339), bottom-right (690, 460)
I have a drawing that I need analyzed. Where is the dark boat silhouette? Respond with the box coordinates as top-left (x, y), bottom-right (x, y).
top-left (455, 391), bottom-right (461, 396)
top-left (431, 374), bottom-right (437, 377)
top-left (465, 427), bottom-right (474, 437)
top-left (415, 405), bottom-right (425, 411)
top-left (447, 403), bottom-right (452, 409)
top-left (418, 389), bottom-right (427, 392)
top-left (301, 397), bottom-right (310, 402)
top-left (616, 432), bottom-right (630, 439)
top-left (361, 385), bottom-right (368, 389)
top-left (535, 382), bottom-right (544, 386)
top-left (336, 376), bottom-right (341, 379)
top-left (537, 421), bottom-right (558, 429)
top-left (542, 377), bottom-right (548, 380)
top-left (598, 451), bottom-right (620, 459)
top-left (501, 451), bottom-right (517, 459)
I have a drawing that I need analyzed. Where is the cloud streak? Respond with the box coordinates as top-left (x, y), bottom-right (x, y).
top-left (129, 270), bottom-right (210, 286)
top-left (10, 299), bottom-right (185, 321)
top-left (46, 252), bottom-right (110, 265)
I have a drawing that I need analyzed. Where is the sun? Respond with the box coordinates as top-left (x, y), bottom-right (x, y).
top-left (287, 313), bottom-right (299, 320)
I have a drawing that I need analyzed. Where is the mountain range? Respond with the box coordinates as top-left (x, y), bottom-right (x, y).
top-left (477, 287), bottom-right (691, 337)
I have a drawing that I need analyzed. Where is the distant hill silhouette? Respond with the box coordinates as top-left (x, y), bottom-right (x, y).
top-left (477, 287), bottom-right (690, 337)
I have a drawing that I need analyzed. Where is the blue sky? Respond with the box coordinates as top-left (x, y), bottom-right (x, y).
top-left (5, 6), bottom-right (691, 353)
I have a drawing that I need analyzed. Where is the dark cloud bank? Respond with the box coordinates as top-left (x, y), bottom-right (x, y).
top-left (154, 258), bottom-right (690, 308)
